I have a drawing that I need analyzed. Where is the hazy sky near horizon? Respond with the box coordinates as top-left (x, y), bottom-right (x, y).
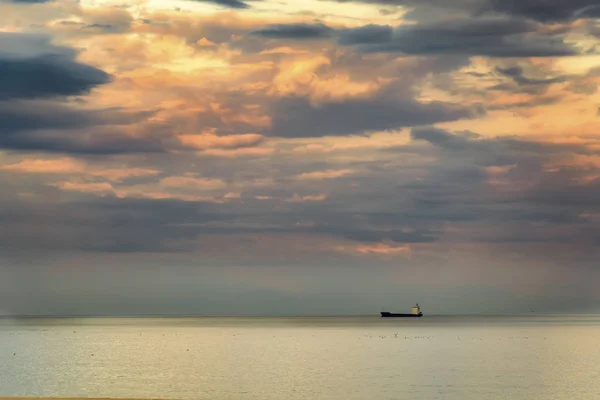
top-left (1, 0), bottom-right (600, 315)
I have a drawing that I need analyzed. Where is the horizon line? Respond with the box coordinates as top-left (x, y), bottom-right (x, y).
top-left (1, 312), bottom-right (598, 319)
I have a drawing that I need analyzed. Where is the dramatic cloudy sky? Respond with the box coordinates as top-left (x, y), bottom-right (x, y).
top-left (1, 0), bottom-right (600, 316)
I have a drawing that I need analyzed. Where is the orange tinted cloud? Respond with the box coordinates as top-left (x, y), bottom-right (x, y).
top-left (1, 158), bottom-right (84, 174)
top-left (286, 194), bottom-right (328, 202)
top-left (51, 176), bottom-right (233, 203)
top-left (296, 169), bottom-right (354, 180)
top-left (202, 147), bottom-right (274, 158)
top-left (2, 158), bottom-right (161, 182)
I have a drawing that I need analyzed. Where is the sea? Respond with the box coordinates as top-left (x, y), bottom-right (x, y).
top-left (1, 315), bottom-right (599, 400)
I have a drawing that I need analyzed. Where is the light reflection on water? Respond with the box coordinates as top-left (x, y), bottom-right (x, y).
top-left (1, 315), bottom-right (599, 400)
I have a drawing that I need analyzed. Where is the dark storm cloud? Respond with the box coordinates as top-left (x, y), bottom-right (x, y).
top-left (340, 19), bottom-right (580, 57)
top-left (0, 33), bottom-right (111, 100)
top-left (484, 0), bottom-right (600, 22)
top-left (337, 24), bottom-right (393, 45)
top-left (254, 18), bottom-right (581, 57)
top-left (328, 0), bottom-right (600, 21)
top-left (267, 96), bottom-right (480, 137)
top-left (0, 55), bottom-right (110, 100)
top-left (250, 23), bottom-right (335, 39)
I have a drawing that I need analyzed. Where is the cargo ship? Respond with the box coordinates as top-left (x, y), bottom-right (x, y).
top-left (381, 303), bottom-right (423, 318)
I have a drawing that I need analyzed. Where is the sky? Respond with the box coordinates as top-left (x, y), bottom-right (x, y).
top-left (1, 0), bottom-right (600, 316)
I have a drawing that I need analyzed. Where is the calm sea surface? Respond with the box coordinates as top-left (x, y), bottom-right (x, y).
top-left (1, 315), bottom-right (599, 400)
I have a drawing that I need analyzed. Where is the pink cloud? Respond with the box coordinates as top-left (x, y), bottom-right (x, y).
top-left (336, 242), bottom-right (412, 257)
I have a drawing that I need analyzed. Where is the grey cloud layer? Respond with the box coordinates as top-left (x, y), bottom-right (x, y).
top-left (2, 124), bottom-right (599, 254)
top-left (328, 0), bottom-right (600, 21)
top-left (253, 19), bottom-right (581, 57)
top-left (251, 23), bottom-right (335, 39)
top-left (484, 0), bottom-right (600, 22)
top-left (267, 96), bottom-right (479, 137)
top-left (407, 127), bottom-right (600, 241)
top-left (0, 102), bottom-right (162, 154)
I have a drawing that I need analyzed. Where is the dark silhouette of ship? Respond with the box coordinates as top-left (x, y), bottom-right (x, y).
top-left (381, 303), bottom-right (423, 318)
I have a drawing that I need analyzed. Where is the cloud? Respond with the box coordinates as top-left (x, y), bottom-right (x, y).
top-left (267, 95), bottom-right (480, 137)
top-left (410, 126), bottom-right (593, 158)
top-left (202, 147), bottom-right (274, 158)
top-left (250, 18), bottom-right (582, 58)
top-left (328, 0), bottom-right (600, 21)
top-left (250, 23), bottom-right (335, 39)
top-left (411, 126), bottom-right (471, 150)
top-left (0, 32), bottom-right (111, 100)
top-left (2, 122), bottom-right (599, 259)
top-left (52, 177), bottom-right (231, 203)
top-left (0, 101), bottom-right (161, 154)
top-left (336, 242), bottom-right (412, 256)
top-left (484, 0), bottom-right (600, 22)
top-left (177, 133), bottom-right (265, 149)
top-left (409, 127), bottom-right (596, 171)
top-left (327, 0), bottom-right (479, 7)
top-left (1, 158), bottom-right (161, 182)
top-left (160, 176), bottom-right (226, 190)
top-left (340, 18), bottom-right (581, 57)
top-left (190, 0), bottom-right (258, 9)
top-left (0, 101), bottom-right (101, 134)
top-left (490, 65), bottom-right (569, 94)
top-left (337, 24), bottom-right (393, 45)
top-left (405, 127), bottom-right (600, 235)
top-left (62, 7), bottom-right (135, 34)
top-left (0, 32), bottom-right (165, 155)
top-left (1, 158), bottom-right (84, 174)
top-left (1, 0), bottom-right (52, 3)
top-left (0, 195), bottom-right (228, 253)
top-left (296, 169), bottom-right (354, 180)
top-left (286, 193), bottom-right (328, 202)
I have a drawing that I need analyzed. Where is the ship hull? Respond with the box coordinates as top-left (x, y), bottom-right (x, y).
top-left (381, 312), bottom-right (423, 318)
